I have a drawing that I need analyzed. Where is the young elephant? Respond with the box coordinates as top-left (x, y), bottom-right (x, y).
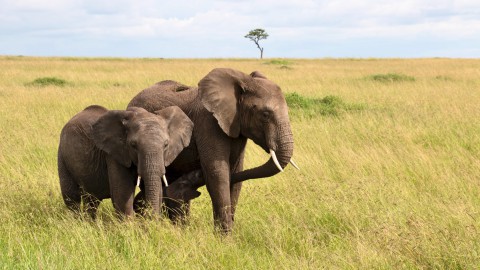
top-left (136, 169), bottom-right (203, 222)
top-left (57, 105), bottom-right (193, 218)
top-left (165, 170), bottom-right (204, 222)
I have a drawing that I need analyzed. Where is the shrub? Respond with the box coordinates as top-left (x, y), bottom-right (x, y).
top-left (27, 77), bottom-right (68, 87)
top-left (369, 73), bottom-right (415, 83)
top-left (264, 59), bottom-right (293, 66)
top-left (285, 92), bottom-right (365, 118)
top-left (435, 75), bottom-right (453, 81)
top-left (279, 65), bottom-right (293, 70)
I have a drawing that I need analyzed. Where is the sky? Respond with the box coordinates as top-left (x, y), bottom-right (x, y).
top-left (1, 0), bottom-right (479, 58)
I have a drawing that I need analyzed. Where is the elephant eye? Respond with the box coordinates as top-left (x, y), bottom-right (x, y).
top-left (129, 140), bottom-right (137, 148)
top-left (164, 140), bottom-right (169, 147)
top-left (261, 111), bottom-right (270, 121)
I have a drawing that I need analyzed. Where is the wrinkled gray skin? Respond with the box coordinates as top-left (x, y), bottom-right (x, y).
top-left (128, 68), bottom-right (294, 232)
top-left (57, 105), bottom-right (194, 218)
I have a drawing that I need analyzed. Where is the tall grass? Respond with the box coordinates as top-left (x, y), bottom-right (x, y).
top-left (0, 57), bottom-right (479, 269)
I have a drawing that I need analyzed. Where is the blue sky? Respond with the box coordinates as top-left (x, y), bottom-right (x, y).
top-left (1, 0), bottom-right (479, 58)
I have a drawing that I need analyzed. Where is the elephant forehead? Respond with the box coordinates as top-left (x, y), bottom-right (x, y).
top-left (130, 119), bottom-right (166, 136)
top-left (254, 77), bottom-right (281, 91)
top-left (246, 91), bottom-right (287, 113)
top-left (255, 81), bottom-right (285, 100)
top-left (262, 92), bottom-right (287, 109)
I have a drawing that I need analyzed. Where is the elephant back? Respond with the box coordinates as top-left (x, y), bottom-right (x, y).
top-left (128, 80), bottom-right (196, 113)
top-left (151, 80), bottom-right (190, 92)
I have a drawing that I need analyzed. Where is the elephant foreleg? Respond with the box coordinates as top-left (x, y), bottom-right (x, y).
top-left (200, 149), bottom-right (233, 233)
top-left (229, 138), bottom-right (247, 221)
top-left (206, 168), bottom-right (233, 233)
top-left (106, 157), bottom-right (137, 218)
top-left (196, 114), bottom-right (239, 233)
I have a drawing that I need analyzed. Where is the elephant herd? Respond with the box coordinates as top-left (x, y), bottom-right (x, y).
top-left (58, 68), bottom-right (297, 233)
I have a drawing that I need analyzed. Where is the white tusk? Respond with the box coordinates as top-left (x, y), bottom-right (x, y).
top-left (162, 175), bottom-right (168, 187)
top-left (290, 159), bottom-right (300, 170)
top-left (270, 149), bottom-right (284, 172)
top-left (136, 176), bottom-right (141, 187)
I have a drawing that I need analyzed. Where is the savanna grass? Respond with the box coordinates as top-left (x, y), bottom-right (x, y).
top-left (0, 57), bottom-right (479, 269)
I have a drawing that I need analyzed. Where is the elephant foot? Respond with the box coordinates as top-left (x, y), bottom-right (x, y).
top-left (213, 209), bottom-right (234, 235)
top-left (214, 222), bottom-right (233, 235)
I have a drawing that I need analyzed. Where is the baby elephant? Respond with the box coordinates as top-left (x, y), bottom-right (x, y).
top-left (58, 105), bottom-right (193, 218)
top-left (135, 169), bottom-right (204, 222)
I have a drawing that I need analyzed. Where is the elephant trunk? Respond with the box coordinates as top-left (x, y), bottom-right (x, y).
top-left (231, 121), bottom-right (293, 184)
top-left (140, 152), bottom-right (164, 215)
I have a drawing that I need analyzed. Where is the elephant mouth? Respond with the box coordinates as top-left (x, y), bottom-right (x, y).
top-left (136, 175), bottom-right (169, 187)
top-left (231, 123), bottom-right (298, 184)
top-left (264, 121), bottom-right (298, 172)
top-left (269, 149), bottom-right (284, 172)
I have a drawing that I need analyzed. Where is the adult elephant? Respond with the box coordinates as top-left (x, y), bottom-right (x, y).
top-left (128, 68), bottom-right (296, 232)
top-left (58, 105), bottom-right (195, 218)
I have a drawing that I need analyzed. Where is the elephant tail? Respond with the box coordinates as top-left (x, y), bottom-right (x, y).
top-left (57, 150), bottom-right (81, 213)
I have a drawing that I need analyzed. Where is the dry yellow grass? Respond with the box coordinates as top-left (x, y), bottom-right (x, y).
top-left (0, 56), bottom-right (479, 269)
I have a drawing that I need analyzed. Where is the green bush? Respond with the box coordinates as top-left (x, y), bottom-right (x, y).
top-left (285, 92), bottom-right (365, 118)
top-left (435, 75), bottom-right (453, 81)
top-left (27, 77), bottom-right (68, 87)
top-left (369, 73), bottom-right (415, 82)
top-left (264, 59), bottom-right (293, 66)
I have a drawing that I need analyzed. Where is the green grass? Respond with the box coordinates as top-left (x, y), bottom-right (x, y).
top-left (285, 92), bottom-right (366, 117)
top-left (0, 57), bottom-right (479, 269)
top-left (263, 59), bottom-right (293, 65)
top-left (26, 77), bottom-right (69, 87)
top-left (264, 59), bottom-right (295, 70)
top-left (263, 59), bottom-right (294, 68)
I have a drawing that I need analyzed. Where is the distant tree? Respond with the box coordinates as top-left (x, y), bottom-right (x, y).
top-left (245, 28), bottom-right (269, 59)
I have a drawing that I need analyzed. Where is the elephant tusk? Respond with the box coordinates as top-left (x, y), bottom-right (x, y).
top-left (290, 159), bottom-right (300, 170)
top-left (270, 149), bottom-right (284, 172)
top-left (136, 176), bottom-right (141, 187)
top-left (162, 175), bottom-right (168, 187)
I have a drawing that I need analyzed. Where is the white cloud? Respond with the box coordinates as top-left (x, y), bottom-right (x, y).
top-left (2, 0), bottom-right (77, 12)
top-left (0, 0), bottom-right (479, 57)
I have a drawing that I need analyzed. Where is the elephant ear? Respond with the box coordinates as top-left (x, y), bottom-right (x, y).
top-left (154, 106), bottom-right (194, 167)
top-left (250, 71), bottom-right (267, 79)
top-left (92, 110), bottom-right (133, 167)
top-left (198, 68), bottom-right (251, 138)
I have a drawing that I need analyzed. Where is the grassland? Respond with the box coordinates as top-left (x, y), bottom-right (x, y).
top-left (0, 56), bottom-right (479, 269)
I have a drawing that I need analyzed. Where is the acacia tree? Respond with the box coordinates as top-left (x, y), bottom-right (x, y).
top-left (245, 28), bottom-right (269, 59)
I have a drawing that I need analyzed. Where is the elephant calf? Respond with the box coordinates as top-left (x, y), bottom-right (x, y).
top-left (135, 169), bottom-right (204, 222)
top-left (58, 105), bottom-right (195, 218)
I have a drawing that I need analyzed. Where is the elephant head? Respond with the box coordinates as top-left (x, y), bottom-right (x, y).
top-left (199, 68), bottom-right (294, 182)
top-left (92, 106), bottom-right (193, 214)
top-left (164, 170), bottom-right (202, 222)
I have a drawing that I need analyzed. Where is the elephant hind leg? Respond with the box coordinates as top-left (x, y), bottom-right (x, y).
top-left (58, 153), bottom-right (81, 213)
